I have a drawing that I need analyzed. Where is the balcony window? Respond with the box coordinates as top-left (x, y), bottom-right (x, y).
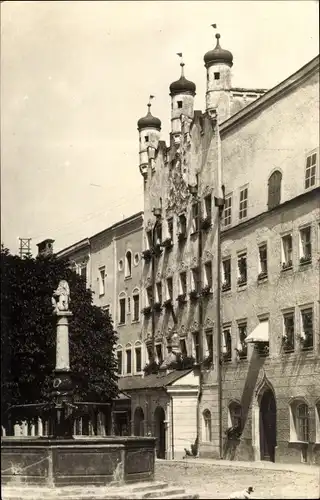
top-left (223, 195), bottom-right (232, 227)
top-left (167, 218), bottom-right (174, 241)
top-left (135, 344), bottom-right (142, 373)
top-left (299, 226), bottom-right (312, 265)
top-left (178, 272), bottom-right (187, 297)
top-left (156, 282), bottom-right (162, 304)
top-left (237, 253), bottom-right (247, 286)
top-left (166, 277), bottom-right (173, 301)
top-left (117, 349), bottom-right (123, 375)
top-left (239, 187), bottom-right (248, 220)
top-left (281, 234), bottom-right (293, 270)
top-left (205, 330), bottom-right (213, 358)
top-left (125, 345), bottom-right (132, 374)
top-left (146, 286), bottom-right (153, 307)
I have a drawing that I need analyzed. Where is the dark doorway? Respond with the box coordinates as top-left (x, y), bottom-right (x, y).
top-left (154, 406), bottom-right (166, 459)
top-left (133, 407), bottom-right (144, 436)
top-left (260, 389), bottom-right (277, 462)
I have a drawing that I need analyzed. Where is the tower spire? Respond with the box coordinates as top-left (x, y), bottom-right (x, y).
top-left (176, 53), bottom-right (185, 77)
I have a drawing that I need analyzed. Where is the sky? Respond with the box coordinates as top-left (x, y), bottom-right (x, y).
top-left (1, 0), bottom-right (319, 256)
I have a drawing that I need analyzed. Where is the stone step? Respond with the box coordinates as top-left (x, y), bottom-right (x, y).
top-left (139, 488), bottom-right (186, 498)
top-left (130, 481), bottom-right (169, 493)
top-left (160, 495), bottom-right (199, 500)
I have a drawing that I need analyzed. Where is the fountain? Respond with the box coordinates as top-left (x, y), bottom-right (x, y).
top-left (1, 280), bottom-right (157, 496)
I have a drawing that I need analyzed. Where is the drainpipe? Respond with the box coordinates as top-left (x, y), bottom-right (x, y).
top-left (214, 116), bottom-right (225, 460)
top-left (189, 176), bottom-right (203, 456)
top-left (171, 395), bottom-right (174, 460)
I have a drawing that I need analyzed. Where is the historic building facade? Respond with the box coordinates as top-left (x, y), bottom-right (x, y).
top-left (136, 32), bottom-right (319, 464)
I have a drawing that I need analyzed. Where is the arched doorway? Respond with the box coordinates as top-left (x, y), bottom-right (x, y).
top-left (154, 406), bottom-right (166, 459)
top-left (133, 407), bottom-right (144, 436)
top-left (259, 389), bottom-right (277, 462)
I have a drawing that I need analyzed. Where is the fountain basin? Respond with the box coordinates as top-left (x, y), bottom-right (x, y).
top-left (1, 436), bottom-right (156, 487)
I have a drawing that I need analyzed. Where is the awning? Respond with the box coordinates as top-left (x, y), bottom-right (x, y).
top-left (245, 321), bottom-right (269, 343)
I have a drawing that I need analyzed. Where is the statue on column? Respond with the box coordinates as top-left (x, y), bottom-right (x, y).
top-left (52, 280), bottom-right (70, 313)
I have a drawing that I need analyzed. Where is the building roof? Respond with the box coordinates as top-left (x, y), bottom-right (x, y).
top-left (137, 104), bottom-right (161, 131)
top-left (118, 369), bottom-right (193, 391)
top-left (204, 33), bottom-right (233, 68)
top-left (221, 55), bottom-right (319, 134)
top-left (169, 64), bottom-right (196, 97)
top-left (55, 211), bottom-right (143, 258)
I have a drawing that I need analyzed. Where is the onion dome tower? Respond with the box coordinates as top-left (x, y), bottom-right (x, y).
top-left (169, 55), bottom-right (196, 140)
top-left (137, 98), bottom-right (161, 176)
top-left (204, 32), bottom-right (233, 120)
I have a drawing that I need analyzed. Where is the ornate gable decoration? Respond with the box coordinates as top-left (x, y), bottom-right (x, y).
top-left (166, 156), bottom-right (190, 213)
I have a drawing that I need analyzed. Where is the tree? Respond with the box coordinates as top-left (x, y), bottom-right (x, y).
top-left (1, 246), bottom-right (119, 426)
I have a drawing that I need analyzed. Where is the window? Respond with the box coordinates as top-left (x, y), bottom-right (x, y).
top-left (80, 265), bottom-right (87, 283)
top-left (180, 338), bottom-right (188, 357)
top-left (134, 253), bottom-right (140, 266)
top-left (268, 170), bottom-right (282, 210)
top-left (281, 234), bottom-right (293, 270)
top-left (300, 308), bottom-right (313, 350)
top-left (228, 402), bottom-right (242, 430)
top-left (237, 322), bottom-right (247, 359)
top-left (191, 267), bottom-right (200, 292)
top-left (119, 295), bottom-right (126, 324)
top-left (167, 218), bottom-right (174, 240)
top-left (155, 344), bottom-right (163, 365)
top-left (125, 344), bottom-right (132, 374)
top-left (191, 204), bottom-right (199, 233)
top-left (205, 330), bottom-right (213, 358)
top-left (222, 327), bottom-right (232, 361)
top-left (166, 277), bottom-right (173, 300)
top-left (133, 291), bottom-right (140, 321)
top-left (99, 267), bottom-right (106, 296)
top-left (192, 332), bottom-right (200, 363)
top-left (204, 262), bottom-right (212, 289)
top-left (237, 253), bottom-right (247, 286)
top-left (305, 152), bottom-right (317, 189)
top-left (146, 286), bottom-right (153, 307)
top-left (125, 251), bottom-right (132, 278)
top-left (214, 72), bottom-right (220, 80)
top-left (146, 230), bottom-right (152, 249)
top-left (156, 282), bottom-right (162, 303)
top-left (102, 304), bottom-right (110, 315)
top-left (316, 402), bottom-right (320, 443)
top-left (204, 194), bottom-right (212, 220)
top-left (118, 259), bottom-right (124, 271)
top-left (179, 272), bottom-right (187, 295)
top-left (117, 348), bottom-right (123, 375)
top-left (202, 410), bottom-right (212, 442)
top-left (258, 244), bottom-right (268, 278)
top-left (283, 311), bottom-right (295, 352)
top-left (299, 226), bottom-right (312, 264)
top-left (178, 213), bottom-right (187, 239)
top-left (296, 403), bottom-right (309, 442)
top-left (145, 135), bottom-right (149, 142)
top-left (222, 258), bottom-right (231, 291)
top-left (239, 187), bottom-right (248, 220)
top-left (135, 342), bottom-right (142, 373)
top-left (223, 195), bottom-right (232, 227)
top-left (177, 100), bottom-right (183, 109)
top-left (155, 224), bottom-right (162, 246)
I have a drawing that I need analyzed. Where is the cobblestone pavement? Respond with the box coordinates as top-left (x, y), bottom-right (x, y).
top-left (155, 460), bottom-right (320, 499)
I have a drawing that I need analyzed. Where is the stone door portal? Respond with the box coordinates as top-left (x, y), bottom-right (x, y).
top-left (259, 389), bottom-right (277, 462)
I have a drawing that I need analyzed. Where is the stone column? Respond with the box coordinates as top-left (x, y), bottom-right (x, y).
top-left (55, 311), bottom-right (73, 371)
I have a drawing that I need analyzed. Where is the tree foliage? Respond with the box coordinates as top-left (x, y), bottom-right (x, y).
top-left (1, 246), bottom-right (119, 425)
